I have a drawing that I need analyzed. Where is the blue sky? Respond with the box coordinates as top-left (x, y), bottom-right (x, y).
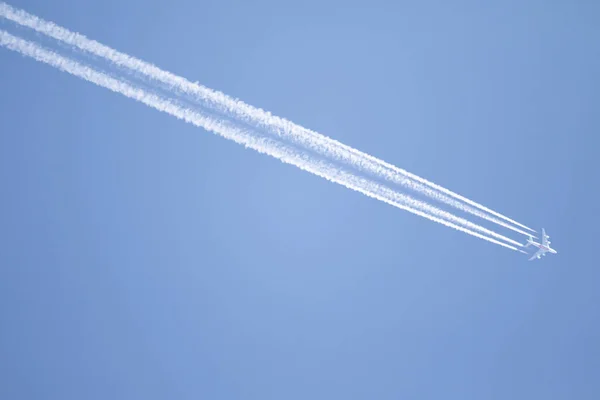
top-left (1, 0), bottom-right (599, 399)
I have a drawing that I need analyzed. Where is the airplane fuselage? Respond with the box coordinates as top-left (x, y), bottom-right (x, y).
top-left (529, 241), bottom-right (557, 254)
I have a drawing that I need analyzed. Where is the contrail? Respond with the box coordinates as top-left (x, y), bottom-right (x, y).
top-left (0, 2), bottom-right (536, 237)
top-left (0, 30), bottom-right (526, 252)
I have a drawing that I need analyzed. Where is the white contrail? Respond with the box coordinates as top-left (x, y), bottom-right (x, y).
top-left (0, 30), bottom-right (526, 252)
top-left (0, 1), bottom-right (536, 237)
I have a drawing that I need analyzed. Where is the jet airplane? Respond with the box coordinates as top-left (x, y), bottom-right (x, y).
top-left (524, 228), bottom-right (557, 261)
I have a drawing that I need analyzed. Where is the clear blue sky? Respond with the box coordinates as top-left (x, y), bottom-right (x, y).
top-left (1, 0), bottom-right (599, 399)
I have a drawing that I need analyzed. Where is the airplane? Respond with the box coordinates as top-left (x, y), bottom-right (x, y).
top-left (524, 228), bottom-right (557, 261)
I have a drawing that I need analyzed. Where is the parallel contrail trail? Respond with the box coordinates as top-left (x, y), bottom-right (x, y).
top-left (0, 30), bottom-right (527, 252)
top-left (0, 2), bottom-right (536, 237)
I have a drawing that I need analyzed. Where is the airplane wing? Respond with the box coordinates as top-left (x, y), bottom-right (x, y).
top-left (529, 247), bottom-right (545, 261)
top-left (541, 228), bottom-right (549, 246)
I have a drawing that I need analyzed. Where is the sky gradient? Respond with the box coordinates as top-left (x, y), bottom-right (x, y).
top-left (1, 0), bottom-right (599, 399)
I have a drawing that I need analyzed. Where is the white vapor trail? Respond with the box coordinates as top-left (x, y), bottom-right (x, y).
top-left (0, 2), bottom-right (536, 237)
top-left (0, 30), bottom-right (527, 252)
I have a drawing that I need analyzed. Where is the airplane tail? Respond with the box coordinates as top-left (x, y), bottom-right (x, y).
top-left (524, 235), bottom-right (534, 247)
